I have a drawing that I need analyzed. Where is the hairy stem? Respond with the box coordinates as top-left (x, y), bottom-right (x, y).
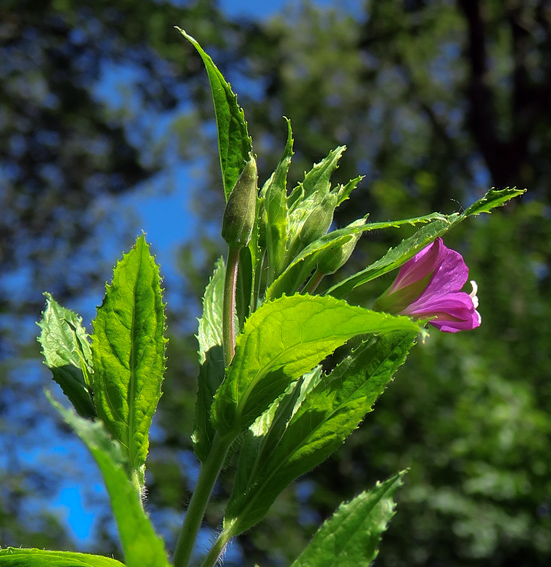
top-left (199, 526), bottom-right (234, 567)
top-left (173, 433), bottom-right (230, 567)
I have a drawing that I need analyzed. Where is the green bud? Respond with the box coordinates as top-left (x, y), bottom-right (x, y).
top-left (317, 233), bottom-right (360, 275)
top-left (221, 156), bottom-right (258, 247)
top-left (298, 193), bottom-right (338, 246)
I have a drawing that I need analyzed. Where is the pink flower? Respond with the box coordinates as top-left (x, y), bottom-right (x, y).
top-left (374, 237), bottom-right (481, 333)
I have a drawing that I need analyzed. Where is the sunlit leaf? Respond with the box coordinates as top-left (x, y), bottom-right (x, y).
top-left (0, 548), bottom-right (125, 566)
top-left (177, 28), bottom-right (252, 201)
top-left (192, 257), bottom-right (226, 463)
top-left (38, 292), bottom-right (95, 418)
top-left (327, 187), bottom-right (524, 298)
top-left (225, 332), bottom-right (416, 534)
top-left (92, 235), bottom-right (167, 487)
top-left (211, 294), bottom-right (422, 437)
top-left (46, 395), bottom-right (169, 567)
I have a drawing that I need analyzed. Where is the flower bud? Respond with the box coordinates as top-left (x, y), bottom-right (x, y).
top-left (221, 156), bottom-right (258, 248)
top-left (298, 193), bottom-right (338, 246)
top-left (316, 225), bottom-right (363, 275)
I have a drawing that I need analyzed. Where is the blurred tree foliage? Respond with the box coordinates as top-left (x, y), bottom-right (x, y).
top-left (1, 1), bottom-right (550, 566)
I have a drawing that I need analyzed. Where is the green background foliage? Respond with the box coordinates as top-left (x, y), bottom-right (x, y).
top-left (1, 1), bottom-right (550, 566)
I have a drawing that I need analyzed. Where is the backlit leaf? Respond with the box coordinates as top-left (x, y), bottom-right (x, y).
top-left (47, 395), bottom-right (169, 567)
top-left (177, 28), bottom-right (252, 201)
top-left (38, 293), bottom-right (95, 418)
top-left (92, 235), bottom-right (167, 487)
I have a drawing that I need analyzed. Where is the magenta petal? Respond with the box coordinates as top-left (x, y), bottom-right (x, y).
top-left (404, 292), bottom-right (481, 333)
top-left (391, 238), bottom-right (445, 291)
top-left (375, 237), bottom-right (481, 333)
top-left (422, 246), bottom-right (469, 297)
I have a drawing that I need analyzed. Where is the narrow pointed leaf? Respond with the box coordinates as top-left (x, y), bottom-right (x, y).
top-left (267, 211), bottom-right (447, 300)
top-left (290, 472), bottom-right (406, 567)
top-left (177, 28), bottom-right (252, 200)
top-left (463, 186), bottom-right (525, 215)
top-left (288, 146), bottom-right (345, 208)
top-left (193, 257), bottom-right (226, 462)
top-left (211, 294), bottom-right (422, 437)
top-left (0, 548), bottom-right (125, 566)
top-left (92, 235), bottom-right (167, 486)
top-left (327, 187), bottom-right (524, 299)
top-left (261, 118), bottom-right (293, 282)
top-left (47, 395), bottom-right (169, 567)
top-left (225, 332), bottom-right (416, 534)
top-left (38, 292), bottom-right (95, 418)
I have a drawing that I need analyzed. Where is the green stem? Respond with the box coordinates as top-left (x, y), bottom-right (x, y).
top-left (173, 434), bottom-right (230, 567)
top-left (223, 245), bottom-right (241, 367)
top-left (199, 526), bottom-right (234, 567)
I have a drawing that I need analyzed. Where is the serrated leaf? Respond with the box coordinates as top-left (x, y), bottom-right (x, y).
top-left (463, 186), bottom-right (525, 215)
top-left (290, 472), bottom-right (406, 567)
top-left (92, 235), bottom-right (167, 486)
top-left (229, 367), bottom-right (322, 521)
top-left (267, 210), bottom-right (447, 301)
top-left (46, 395), bottom-right (169, 567)
top-left (211, 294), bottom-right (422, 437)
top-left (327, 218), bottom-right (456, 299)
top-left (286, 148), bottom-right (346, 260)
top-left (0, 548), bottom-right (125, 566)
top-left (288, 146), bottom-right (345, 208)
top-left (177, 28), bottom-right (252, 201)
top-left (327, 187), bottom-right (524, 299)
top-left (193, 258), bottom-right (226, 463)
top-left (38, 292), bottom-right (95, 418)
top-left (225, 332), bottom-right (415, 534)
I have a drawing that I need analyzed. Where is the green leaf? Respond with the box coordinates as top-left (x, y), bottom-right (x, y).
top-left (267, 210), bottom-right (447, 301)
top-left (288, 146), bottom-right (345, 208)
top-left (224, 332), bottom-right (416, 534)
top-left (327, 187), bottom-right (524, 299)
top-left (327, 217), bottom-right (456, 299)
top-left (177, 28), bottom-right (252, 201)
top-left (211, 294), bottom-right (422, 437)
top-left (285, 148), bottom-right (346, 260)
top-left (290, 472), bottom-right (406, 567)
top-left (463, 186), bottom-right (525, 215)
top-left (92, 235), bottom-right (167, 487)
top-left (229, 366), bottom-right (323, 522)
top-left (46, 395), bottom-right (169, 567)
top-left (0, 548), bottom-right (125, 566)
top-left (192, 257), bottom-right (226, 463)
top-left (38, 292), bottom-right (95, 418)
top-left (260, 118), bottom-right (293, 283)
